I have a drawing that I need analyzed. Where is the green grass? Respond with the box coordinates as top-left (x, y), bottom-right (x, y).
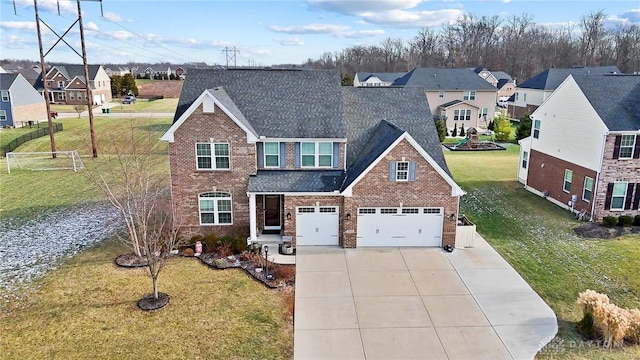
top-left (444, 146), bottom-right (640, 359)
top-left (108, 98), bottom-right (178, 113)
top-left (0, 240), bottom-right (293, 360)
top-left (0, 124), bottom-right (58, 150)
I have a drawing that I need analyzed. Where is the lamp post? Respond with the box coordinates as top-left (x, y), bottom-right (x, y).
top-left (264, 246), bottom-right (269, 281)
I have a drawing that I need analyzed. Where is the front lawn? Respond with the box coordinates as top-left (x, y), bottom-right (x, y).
top-left (108, 98), bottom-right (178, 113)
top-left (0, 240), bottom-right (293, 360)
top-left (445, 145), bottom-right (640, 359)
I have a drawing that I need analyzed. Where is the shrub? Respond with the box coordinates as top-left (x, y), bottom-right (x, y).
top-left (201, 232), bottom-right (217, 252)
top-left (634, 215), bottom-right (640, 226)
top-left (516, 113), bottom-right (532, 140)
top-left (213, 258), bottom-right (229, 269)
top-left (487, 120), bottom-right (494, 131)
top-left (182, 248), bottom-right (194, 257)
top-left (459, 124), bottom-right (466, 137)
top-left (602, 216), bottom-right (618, 228)
top-left (271, 264), bottom-right (296, 281)
top-left (435, 119), bottom-right (447, 142)
top-left (626, 309), bottom-right (640, 344)
top-left (239, 251), bottom-right (252, 261)
top-left (452, 123), bottom-right (457, 137)
top-left (217, 244), bottom-right (234, 257)
top-left (493, 114), bottom-right (512, 141)
top-left (189, 234), bottom-right (203, 246)
top-left (576, 289), bottom-right (637, 348)
top-left (618, 215), bottom-right (634, 227)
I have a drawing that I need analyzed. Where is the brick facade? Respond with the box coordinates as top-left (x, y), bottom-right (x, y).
top-left (527, 149), bottom-right (597, 214)
top-left (593, 135), bottom-right (640, 220)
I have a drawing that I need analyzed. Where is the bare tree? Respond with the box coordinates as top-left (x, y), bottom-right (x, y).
top-left (84, 122), bottom-right (180, 304)
top-left (73, 104), bottom-right (86, 118)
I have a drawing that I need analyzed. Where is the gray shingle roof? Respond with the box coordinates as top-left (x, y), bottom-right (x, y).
top-left (491, 71), bottom-right (512, 82)
top-left (34, 64), bottom-right (102, 89)
top-left (573, 75), bottom-right (640, 131)
top-left (439, 100), bottom-right (463, 108)
top-left (356, 72), bottom-right (407, 83)
top-left (519, 66), bottom-right (621, 90)
top-left (393, 68), bottom-right (497, 91)
top-left (208, 87), bottom-right (258, 136)
top-left (0, 73), bottom-right (19, 90)
top-left (248, 170), bottom-right (344, 192)
top-left (175, 68), bottom-right (344, 138)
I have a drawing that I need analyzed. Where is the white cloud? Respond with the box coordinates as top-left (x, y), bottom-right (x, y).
top-left (275, 37), bottom-right (305, 46)
top-left (103, 11), bottom-right (123, 22)
top-left (85, 22), bottom-right (99, 31)
top-left (270, 23), bottom-right (350, 35)
top-left (339, 29), bottom-right (386, 38)
top-left (13, 0), bottom-right (76, 15)
top-left (0, 34), bottom-right (37, 49)
top-left (606, 9), bottom-right (640, 27)
top-left (0, 21), bottom-right (37, 31)
top-left (308, 0), bottom-right (425, 15)
top-left (358, 9), bottom-right (463, 27)
top-left (502, 0), bottom-right (512, 3)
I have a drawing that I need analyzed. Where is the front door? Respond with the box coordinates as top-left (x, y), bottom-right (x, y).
top-left (264, 195), bottom-right (281, 230)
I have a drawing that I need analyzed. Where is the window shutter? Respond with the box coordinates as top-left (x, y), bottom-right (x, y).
top-left (332, 142), bottom-right (340, 168)
top-left (604, 183), bottom-right (614, 210)
top-left (633, 183), bottom-right (640, 210)
top-left (408, 162), bottom-right (417, 181)
top-left (256, 143), bottom-right (264, 168)
top-left (389, 162), bottom-right (397, 181)
top-left (634, 136), bottom-right (640, 159)
top-left (613, 136), bottom-right (621, 159)
top-left (294, 142), bottom-right (301, 168)
top-left (279, 142), bottom-right (286, 168)
top-left (625, 183), bottom-right (635, 210)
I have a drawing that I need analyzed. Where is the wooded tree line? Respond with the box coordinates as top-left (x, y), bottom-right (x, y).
top-left (305, 11), bottom-right (640, 81)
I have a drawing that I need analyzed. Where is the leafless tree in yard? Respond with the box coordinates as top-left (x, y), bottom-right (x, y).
top-left (73, 105), bottom-right (86, 118)
top-left (84, 121), bottom-right (181, 301)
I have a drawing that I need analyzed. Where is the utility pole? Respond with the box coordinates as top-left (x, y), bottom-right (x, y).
top-left (34, 0), bottom-right (56, 158)
top-left (28, 0), bottom-right (102, 158)
top-left (222, 46), bottom-right (239, 67)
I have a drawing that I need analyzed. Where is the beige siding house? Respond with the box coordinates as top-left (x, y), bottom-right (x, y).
top-left (36, 65), bottom-right (112, 105)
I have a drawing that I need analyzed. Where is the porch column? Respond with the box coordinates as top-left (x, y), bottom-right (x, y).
top-left (248, 192), bottom-right (257, 243)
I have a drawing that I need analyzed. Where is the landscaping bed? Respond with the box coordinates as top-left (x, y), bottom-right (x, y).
top-left (574, 223), bottom-right (640, 239)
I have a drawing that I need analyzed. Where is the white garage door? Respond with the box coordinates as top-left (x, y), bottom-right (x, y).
top-left (357, 207), bottom-right (443, 247)
top-left (296, 206), bottom-right (339, 246)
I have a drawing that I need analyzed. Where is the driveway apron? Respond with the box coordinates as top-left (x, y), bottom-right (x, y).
top-left (294, 234), bottom-right (557, 360)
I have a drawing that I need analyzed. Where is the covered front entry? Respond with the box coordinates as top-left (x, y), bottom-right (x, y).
top-left (356, 207), bottom-right (443, 247)
top-left (296, 206), bottom-right (339, 246)
top-left (263, 195), bottom-right (282, 232)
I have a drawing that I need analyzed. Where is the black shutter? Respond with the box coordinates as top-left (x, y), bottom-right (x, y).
top-left (633, 183), bottom-right (640, 210)
top-left (634, 136), bottom-right (640, 159)
top-left (604, 183), bottom-right (614, 210)
top-left (625, 183), bottom-right (635, 210)
top-left (613, 135), bottom-right (621, 159)
top-left (257, 143), bottom-right (264, 168)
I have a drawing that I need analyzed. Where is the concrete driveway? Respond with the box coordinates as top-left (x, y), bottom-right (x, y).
top-left (294, 234), bottom-right (557, 360)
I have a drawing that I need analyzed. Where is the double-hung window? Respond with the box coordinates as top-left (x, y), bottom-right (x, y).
top-left (301, 142), bottom-right (332, 167)
top-left (389, 161), bottom-right (416, 182)
top-left (454, 109), bottom-right (471, 121)
top-left (196, 143), bottom-right (230, 170)
top-left (480, 107), bottom-right (488, 118)
top-left (396, 161), bottom-right (409, 181)
top-left (1, 91), bottom-right (9, 102)
top-left (199, 192), bottom-right (232, 225)
top-left (533, 120), bottom-right (541, 139)
top-left (610, 182), bottom-right (627, 210)
top-left (463, 90), bottom-right (476, 101)
top-left (58, 80), bottom-right (65, 88)
top-left (69, 92), bottom-right (75, 100)
top-left (438, 90), bottom-right (445, 98)
top-left (0, 110), bottom-right (6, 121)
top-left (619, 135), bottom-right (636, 159)
top-left (264, 142), bottom-right (280, 167)
top-left (563, 169), bottom-right (572, 192)
top-left (522, 151), bottom-right (529, 169)
top-left (583, 177), bottom-right (593, 202)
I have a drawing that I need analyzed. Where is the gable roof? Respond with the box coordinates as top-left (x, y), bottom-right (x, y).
top-left (174, 68), bottom-right (344, 138)
top-left (355, 72), bottom-right (407, 83)
top-left (393, 67), bottom-right (497, 91)
top-left (519, 66), bottom-right (620, 90)
top-left (34, 64), bottom-right (103, 89)
top-left (572, 74), bottom-right (640, 132)
top-left (0, 73), bottom-right (19, 90)
top-left (438, 99), bottom-right (480, 109)
top-left (491, 71), bottom-right (513, 82)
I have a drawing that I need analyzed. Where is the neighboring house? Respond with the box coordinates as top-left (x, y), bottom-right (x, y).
top-left (472, 67), bottom-right (516, 101)
top-left (508, 66), bottom-right (620, 119)
top-left (0, 73), bottom-right (48, 128)
top-left (175, 67), bottom-right (186, 79)
top-left (104, 66), bottom-right (131, 77)
top-left (161, 68), bottom-right (465, 249)
top-left (34, 64), bottom-right (112, 105)
top-left (393, 68), bottom-right (498, 131)
top-left (353, 72), bottom-right (406, 87)
top-left (518, 74), bottom-right (640, 221)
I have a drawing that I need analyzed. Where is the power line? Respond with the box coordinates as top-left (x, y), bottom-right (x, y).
top-left (222, 46), bottom-right (239, 67)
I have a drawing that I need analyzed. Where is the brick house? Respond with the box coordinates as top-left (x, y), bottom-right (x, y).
top-left (518, 74), bottom-right (640, 221)
top-left (507, 66), bottom-right (620, 120)
top-left (161, 68), bottom-right (465, 248)
top-left (35, 64), bottom-right (112, 105)
top-left (0, 73), bottom-right (47, 128)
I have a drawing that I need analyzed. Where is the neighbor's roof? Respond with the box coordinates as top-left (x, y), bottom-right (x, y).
top-left (0, 73), bottom-right (19, 90)
top-left (355, 72), bottom-right (407, 83)
top-left (247, 170), bottom-right (344, 192)
top-left (491, 71), bottom-right (513, 82)
top-left (519, 66), bottom-right (621, 90)
top-left (572, 74), bottom-right (640, 132)
top-left (175, 68), bottom-right (344, 138)
top-left (393, 67), bottom-right (497, 91)
top-left (34, 64), bottom-right (103, 89)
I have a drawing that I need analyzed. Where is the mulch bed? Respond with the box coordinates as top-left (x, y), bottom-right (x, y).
top-left (574, 223), bottom-right (640, 239)
top-left (199, 253), bottom-right (295, 289)
top-left (137, 292), bottom-right (169, 311)
top-left (115, 253), bottom-right (148, 268)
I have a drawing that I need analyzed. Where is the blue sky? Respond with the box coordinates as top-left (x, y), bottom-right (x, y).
top-left (1, 0), bottom-right (639, 66)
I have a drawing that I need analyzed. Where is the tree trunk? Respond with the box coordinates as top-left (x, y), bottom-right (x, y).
top-left (152, 275), bottom-right (158, 299)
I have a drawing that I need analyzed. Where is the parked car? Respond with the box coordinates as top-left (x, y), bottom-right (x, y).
top-left (122, 96), bottom-right (136, 104)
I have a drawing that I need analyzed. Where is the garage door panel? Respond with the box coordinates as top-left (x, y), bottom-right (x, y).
top-left (296, 206), bottom-right (339, 246)
top-left (357, 207), bottom-right (442, 247)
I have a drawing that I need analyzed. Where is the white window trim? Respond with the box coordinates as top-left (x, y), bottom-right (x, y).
top-left (582, 177), bottom-right (593, 202)
top-left (58, 80), bottom-right (65, 88)
top-left (1, 91), bottom-right (9, 102)
top-left (58, 92), bottom-right (66, 100)
top-left (610, 182), bottom-right (627, 211)
top-left (396, 161), bottom-right (409, 182)
top-left (522, 151), bottom-right (529, 169)
top-left (195, 142), bottom-right (231, 171)
top-left (0, 110), bottom-right (6, 121)
top-left (263, 141), bottom-right (280, 168)
top-left (198, 192), bottom-right (233, 225)
top-left (463, 90), bottom-right (476, 101)
top-left (563, 169), bottom-right (572, 193)
top-left (619, 134), bottom-right (636, 159)
top-left (533, 119), bottom-right (541, 139)
top-left (301, 141), bottom-right (332, 168)
top-left (438, 90), bottom-right (445, 98)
